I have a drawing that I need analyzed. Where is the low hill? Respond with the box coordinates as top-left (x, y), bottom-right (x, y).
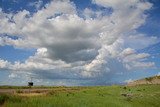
top-left (128, 75), bottom-right (160, 86)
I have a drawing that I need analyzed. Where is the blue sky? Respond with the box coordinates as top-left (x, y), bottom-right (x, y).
top-left (0, 0), bottom-right (160, 86)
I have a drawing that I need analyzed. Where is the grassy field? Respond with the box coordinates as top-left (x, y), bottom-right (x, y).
top-left (0, 85), bottom-right (160, 107)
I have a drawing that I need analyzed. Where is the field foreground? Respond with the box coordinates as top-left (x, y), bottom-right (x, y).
top-left (0, 85), bottom-right (160, 107)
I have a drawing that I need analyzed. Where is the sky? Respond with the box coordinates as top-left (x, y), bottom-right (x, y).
top-left (0, 0), bottom-right (160, 86)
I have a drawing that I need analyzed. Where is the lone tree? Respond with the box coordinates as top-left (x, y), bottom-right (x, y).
top-left (28, 77), bottom-right (33, 87)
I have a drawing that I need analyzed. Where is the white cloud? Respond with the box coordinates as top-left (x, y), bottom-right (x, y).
top-left (0, 59), bottom-right (11, 69)
top-left (8, 73), bottom-right (17, 78)
top-left (92, 0), bottom-right (152, 11)
top-left (81, 0), bottom-right (157, 77)
top-left (124, 79), bottom-right (134, 83)
top-left (0, 0), bottom-right (158, 85)
top-left (120, 48), bottom-right (136, 57)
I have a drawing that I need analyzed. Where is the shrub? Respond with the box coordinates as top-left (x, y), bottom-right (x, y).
top-left (0, 94), bottom-right (22, 105)
top-left (123, 87), bottom-right (127, 90)
top-left (16, 89), bottom-right (23, 93)
top-left (0, 94), bottom-right (9, 105)
top-left (145, 77), bottom-right (153, 82)
top-left (157, 76), bottom-right (160, 79)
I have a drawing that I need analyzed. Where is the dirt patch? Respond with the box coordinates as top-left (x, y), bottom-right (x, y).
top-left (0, 87), bottom-right (86, 97)
top-left (17, 93), bottom-right (45, 97)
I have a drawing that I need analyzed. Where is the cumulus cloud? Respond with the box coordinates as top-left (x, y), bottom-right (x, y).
top-left (0, 59), bottom-right (11, 69)
top-left (0, 0), bottom-right (158, 85)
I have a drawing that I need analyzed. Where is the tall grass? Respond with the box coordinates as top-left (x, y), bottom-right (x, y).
top-left (1, 84), bottom-right (160, 107)
top-left (0, 94), bottom-right (22, 106)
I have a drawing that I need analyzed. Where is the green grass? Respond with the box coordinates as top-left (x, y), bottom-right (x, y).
top-left (0, 85), bottom-right (68, 89)
top-left (0, 85), bottom-right (160, 107)
top-left (0, 94), bottom-right (22, 106)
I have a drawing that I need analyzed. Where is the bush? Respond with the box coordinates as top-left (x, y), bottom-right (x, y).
top-left (145, 77), bottom-right (153, 82)
top-left (0, 94), bottom-right (22, 105)
top-left (0, 94), bottom-right (10, 105)
top-left (123, 87), bottom-right (127, 90)
top-left (16, 89), bottom-right (23, 93)
top-left (157, 76), bottom-right (160, 79)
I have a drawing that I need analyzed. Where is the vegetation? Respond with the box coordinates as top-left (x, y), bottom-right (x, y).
top-left (0, 94), bottom-right (21, 106)
top-left (145, 77), bottom-right (154, 82)
top-left (144, 75), bottom-right (160, 83)
top-left (0, 84), bottom-right (160, 107)
top-left (0, 85), bottom-right (67, 89)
